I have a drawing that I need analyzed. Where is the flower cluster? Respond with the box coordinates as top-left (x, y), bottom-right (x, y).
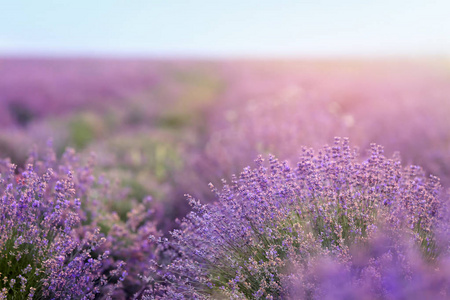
top-left (96, 195), bottom-right (160, 298)
top-left (0, 156), bottom-right (106, 299)
top-left (36, 145), bottom-right (161, 299)
top-left (147, 138), bottom-right (448, 299)
top-left (0, 143), bottom-right (163, 299)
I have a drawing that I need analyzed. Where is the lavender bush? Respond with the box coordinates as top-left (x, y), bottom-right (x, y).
top-left (0, 144), bottom-right (164, 299)
top-left (147, 138), bottom-right (448, 299)
top-left (42, 146), bottom-right (161, 299)
top-left (0, 155), bottom-right (108, 299)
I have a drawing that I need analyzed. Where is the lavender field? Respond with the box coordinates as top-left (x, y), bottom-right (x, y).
top-left (0, 58), bottom-right (449, 299)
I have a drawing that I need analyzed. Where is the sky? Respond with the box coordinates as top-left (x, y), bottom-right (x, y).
top-left (1, 0), bottom-right (450, 58)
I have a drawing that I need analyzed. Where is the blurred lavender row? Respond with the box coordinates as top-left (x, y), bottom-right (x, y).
top-left (183, 59), bottom-right (450, 202)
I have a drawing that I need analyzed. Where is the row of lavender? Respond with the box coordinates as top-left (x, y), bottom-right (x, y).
top-left (0, 59), bottom-right (449, 299)
top-left (2, 139), bottom-right (449, 299)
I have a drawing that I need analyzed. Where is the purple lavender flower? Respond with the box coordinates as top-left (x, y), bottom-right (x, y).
top-left (0, 158), bottom-right (107, 299)
top-left (0, 143), bottom-right (167, 299)
top-left (30, 145), bottom-right (161, 299)
top-left (147, 138), bottom-right (448, 299)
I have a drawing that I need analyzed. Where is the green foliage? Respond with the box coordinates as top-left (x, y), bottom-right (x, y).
top-left (0, 232), bottom-right (43, 299)
top-left (68, 112), bottom-right (106, 150)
